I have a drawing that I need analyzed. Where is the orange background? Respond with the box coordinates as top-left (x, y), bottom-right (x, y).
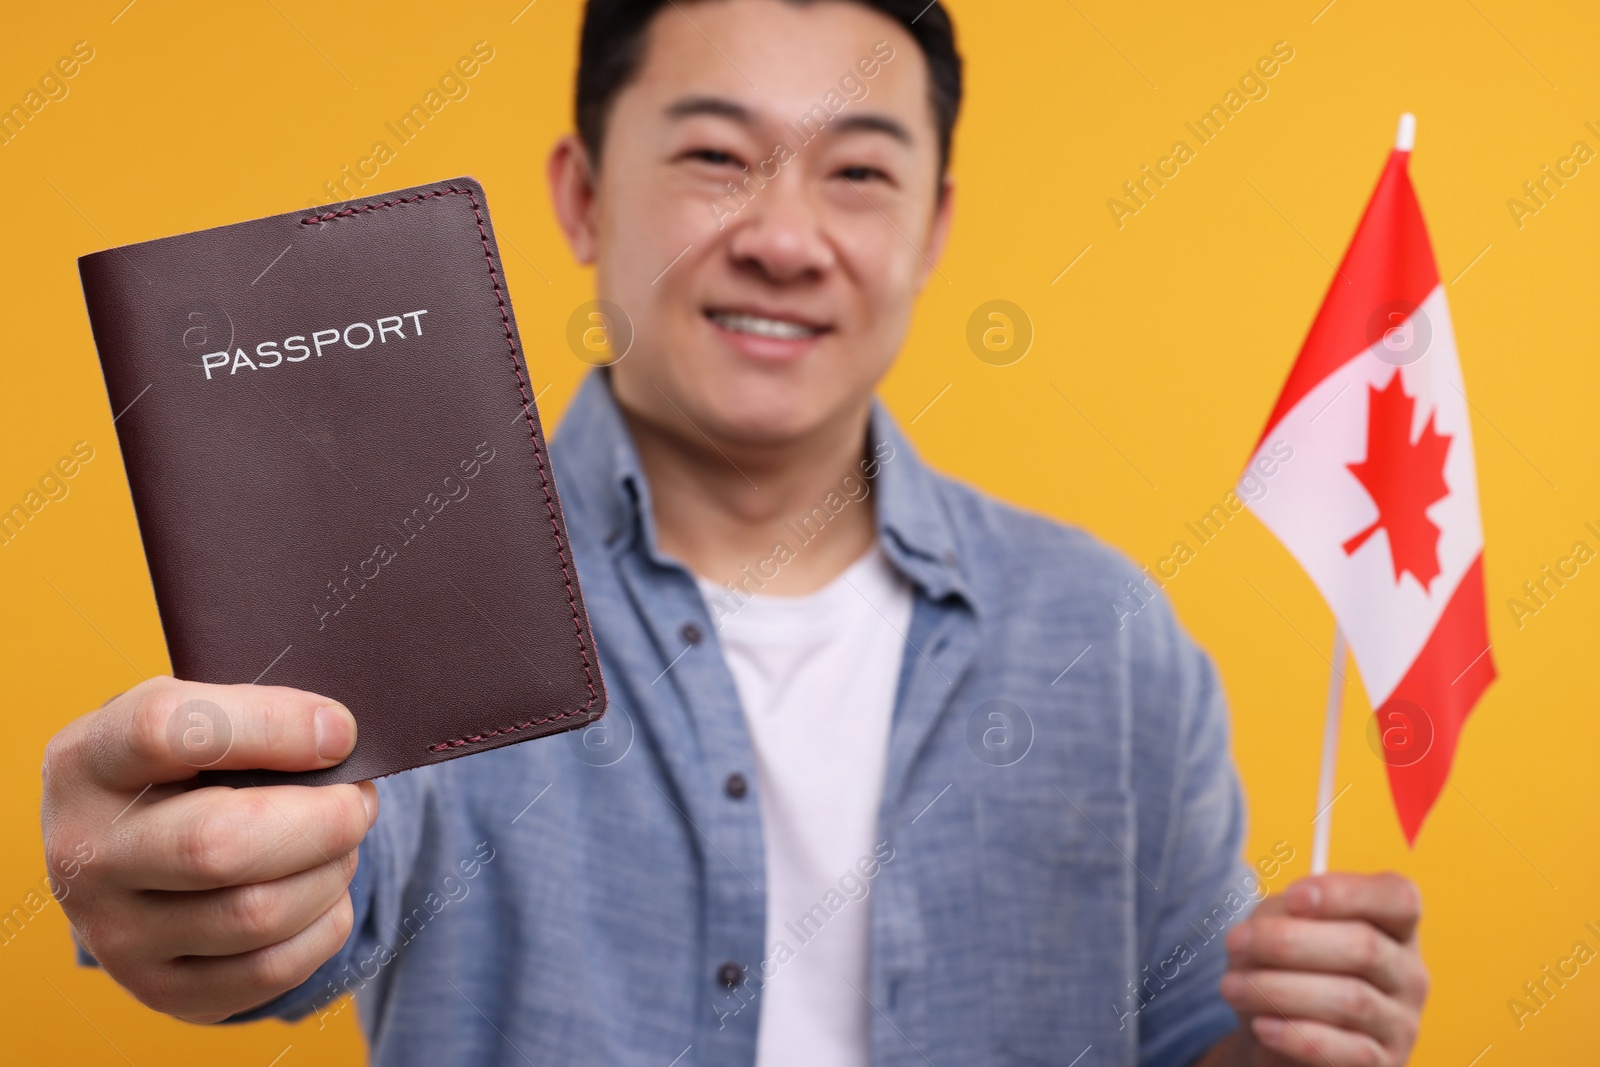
top-left (2, 1), bottom-right (1596, 1063)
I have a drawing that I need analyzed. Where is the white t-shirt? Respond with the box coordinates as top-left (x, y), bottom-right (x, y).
top-left (696, 543), bottom-right (914, 1067)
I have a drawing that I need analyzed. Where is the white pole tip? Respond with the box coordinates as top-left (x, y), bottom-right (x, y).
top-left (1395, 113), bottom-right (1417, 151)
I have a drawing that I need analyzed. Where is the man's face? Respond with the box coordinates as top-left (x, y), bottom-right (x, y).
top-left (555, 0), bottom-right (953, 448)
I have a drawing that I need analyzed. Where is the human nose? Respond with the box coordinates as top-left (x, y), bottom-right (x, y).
top-left (722, 171), bottom-right (837, 284)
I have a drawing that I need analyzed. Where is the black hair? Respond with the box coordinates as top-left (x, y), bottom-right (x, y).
top-left (575, 0), bottom-right (962, 176)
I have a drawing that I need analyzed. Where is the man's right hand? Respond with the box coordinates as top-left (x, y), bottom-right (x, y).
top-left (40, 676), bottom-right (378, 1023)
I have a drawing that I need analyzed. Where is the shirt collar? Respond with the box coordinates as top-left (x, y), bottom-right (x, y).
top-left (550, 369), bottom-right (972, 605)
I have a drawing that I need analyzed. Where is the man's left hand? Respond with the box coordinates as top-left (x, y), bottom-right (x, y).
top-left (1210, 871), bottom-right (1429, 1066)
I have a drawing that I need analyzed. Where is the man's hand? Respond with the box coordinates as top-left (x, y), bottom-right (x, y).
top-left (1206, 872), bottom-right (1429, 1066)
top-left (40, 676), bottom-right (377, 1024)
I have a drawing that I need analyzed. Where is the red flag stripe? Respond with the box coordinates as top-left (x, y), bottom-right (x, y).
top-left (1379, 552), bottom-right (1495, 845)
top-left (1253, 150), bottom-right (1440, 450)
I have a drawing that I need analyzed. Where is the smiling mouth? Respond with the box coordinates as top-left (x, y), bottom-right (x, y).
top-left (706, 310), bottom-right (828, 341)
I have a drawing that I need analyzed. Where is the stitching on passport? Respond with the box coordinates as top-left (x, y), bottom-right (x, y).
top-left (303, 189), bottom-right (602, 751)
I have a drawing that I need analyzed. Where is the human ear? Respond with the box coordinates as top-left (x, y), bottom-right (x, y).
top-left (547, 134), bottom-right (601, 266)
top-left (915, 174), bottom-right (956, 292)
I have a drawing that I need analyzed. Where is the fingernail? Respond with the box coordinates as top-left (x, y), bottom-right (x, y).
top-left (1254, 1016), bottom-right (1285, 1038)
top-left (358, 780), bottom-right (378, 828)
top-left (315, 704), bottom-right (356, 760)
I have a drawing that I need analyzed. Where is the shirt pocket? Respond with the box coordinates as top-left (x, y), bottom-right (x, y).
top-left (975, 785), bottom-right (1140, 1067)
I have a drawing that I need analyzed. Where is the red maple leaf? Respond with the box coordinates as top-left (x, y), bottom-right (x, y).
top-left (1342, 374), bottom-right (1453, 591)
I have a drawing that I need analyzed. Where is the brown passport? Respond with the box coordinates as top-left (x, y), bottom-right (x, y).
top-left (78, 176), bottom-right (606, 786)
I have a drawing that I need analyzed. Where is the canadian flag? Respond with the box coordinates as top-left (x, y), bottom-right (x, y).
top-left (1241, 116), bottom-right (1496, 845)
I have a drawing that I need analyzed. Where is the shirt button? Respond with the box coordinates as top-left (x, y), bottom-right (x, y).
top-left (724, 772), bottom-right (748, 799)
top-left (718, 961), bottom-right (745, 988)
top-left (681, 622), bottom-right (704, 645)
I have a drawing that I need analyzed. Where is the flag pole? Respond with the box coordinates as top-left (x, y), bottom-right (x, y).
top-left (1395, 111), bottom-right (1416, 152)
top-left (1311, 628), bottom-right (1348, 875)
top-left (1309, 112), bottom-right (1412, 874)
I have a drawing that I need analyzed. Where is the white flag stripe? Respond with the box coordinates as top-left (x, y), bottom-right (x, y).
top-left (1242, 284), bottom-right (1485, 705)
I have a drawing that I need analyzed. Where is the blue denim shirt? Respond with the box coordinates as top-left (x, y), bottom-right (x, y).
top-left (241, 369), bottom-right (1251, 1066)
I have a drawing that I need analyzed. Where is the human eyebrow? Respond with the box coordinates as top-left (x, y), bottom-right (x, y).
top-left (827, 112), bottom-right (913, 147)
top-left (663, 96), bottom-right (913, 148)
top-left (663, 95), bottom-right (755, 126)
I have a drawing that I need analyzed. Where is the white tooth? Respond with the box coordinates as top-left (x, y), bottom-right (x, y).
top-left (714, 312), bottom-right (816, 339)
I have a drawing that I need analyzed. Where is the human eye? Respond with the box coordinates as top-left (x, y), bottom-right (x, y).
top-left (678, 147), bottom-right (742, 168)
top-left (836, 164), bottom-right (892, 184)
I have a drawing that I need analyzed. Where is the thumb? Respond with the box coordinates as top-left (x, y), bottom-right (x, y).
top-left (87, 677), bottom-right (357, 788)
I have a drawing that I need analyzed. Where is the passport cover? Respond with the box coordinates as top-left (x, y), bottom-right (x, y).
top-left (78, 176), bottom-right (606, 786)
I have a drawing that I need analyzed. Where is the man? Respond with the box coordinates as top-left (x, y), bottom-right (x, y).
top-left (41, 1), bottom-right (1429, 1064)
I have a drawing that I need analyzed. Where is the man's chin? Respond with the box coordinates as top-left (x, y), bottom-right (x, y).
top-left (700, 402), bottom-right (823, 448)
top-left (613, 361), bottom-right (863, 450)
